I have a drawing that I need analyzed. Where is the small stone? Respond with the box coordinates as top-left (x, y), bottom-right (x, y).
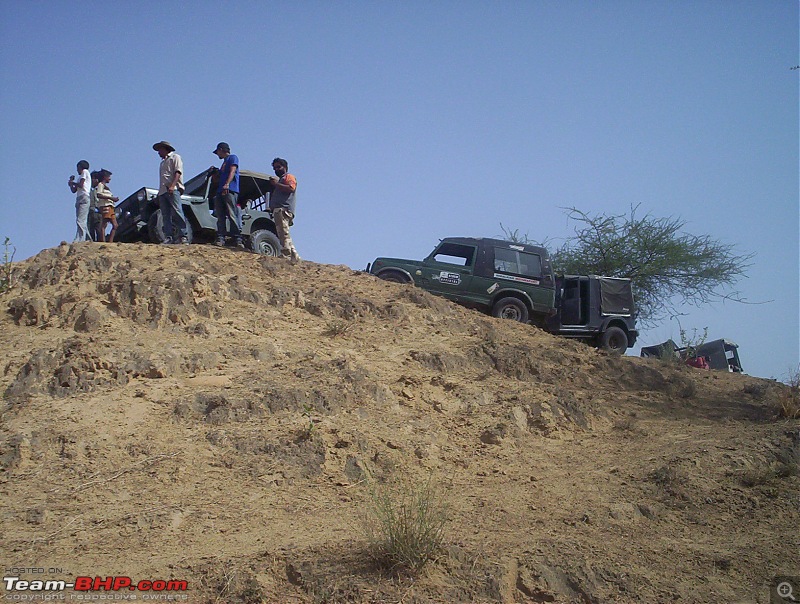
top-left (26, 508), bottom-right (48, 525)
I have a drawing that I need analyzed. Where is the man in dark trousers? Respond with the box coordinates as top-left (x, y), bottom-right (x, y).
top-left (268, 157), bottom-right (300, 262)
top-left (211, 142), bottom-right (243, 249)
top-left (152, 141), bottom-right (188, 244)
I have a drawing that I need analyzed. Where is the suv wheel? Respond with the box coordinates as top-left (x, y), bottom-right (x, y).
top-left (249, 229), bottom-right (281, 256)
top-left (147, 209), bottom-right (193, 244)
top-left (378, 270), bottom-right (411, 284)
top-left (599, 326), bottom-right (628, 354)
top-left (491, 297), bottom-right (529, 323)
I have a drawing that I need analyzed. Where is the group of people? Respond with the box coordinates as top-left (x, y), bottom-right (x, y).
top-left (68, 140), bottom-right (300, 261)
top-left (68, 162), bottom-right (119, 243)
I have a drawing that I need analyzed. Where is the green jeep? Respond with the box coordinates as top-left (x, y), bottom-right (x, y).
top-left (368, 237), bottom-right (557, 325)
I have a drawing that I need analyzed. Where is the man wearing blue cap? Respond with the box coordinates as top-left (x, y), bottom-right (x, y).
top-left (211, 142), bottom-right (243, 249)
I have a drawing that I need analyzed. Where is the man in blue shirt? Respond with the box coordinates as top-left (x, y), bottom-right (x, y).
top-left (211, 142), bottom-right (242, 248)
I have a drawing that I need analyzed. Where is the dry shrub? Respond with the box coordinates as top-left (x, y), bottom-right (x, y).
top-left (655, 340), bottom-right (680, 365)
top-left (0, 237), bottom-right (16, 293)
top-left (362, 473), bottom-right (449, 572)
top-left (777, 367), bottom-right (800, 419)
top-left (648, 463), bottom-right (690, 502)
top-left (739, 460), bottom-right (799, 487)
top-left (737, 443), bottom-right (799, 488)
top-left (325, 319), bottom-right (354, 338)
top-left (197, 561), bottom-right (266, 604)
top-left (742, 382), bottom-right (768, 398)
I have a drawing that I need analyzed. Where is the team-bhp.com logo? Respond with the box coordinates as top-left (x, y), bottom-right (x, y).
top-left (3, 576), bottom-right (188, 597)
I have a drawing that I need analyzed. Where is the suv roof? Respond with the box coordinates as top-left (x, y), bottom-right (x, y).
top-left (438, 237), bottom-right (547, 255)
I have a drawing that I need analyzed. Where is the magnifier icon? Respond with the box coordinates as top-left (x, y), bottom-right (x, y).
top-left (778, 581), bottom-right (797, 601)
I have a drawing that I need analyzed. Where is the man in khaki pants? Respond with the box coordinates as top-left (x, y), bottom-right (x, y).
top-left (268, 157), bottom-right (300, 262)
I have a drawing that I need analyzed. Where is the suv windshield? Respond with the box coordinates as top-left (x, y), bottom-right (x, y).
top-left (493, 247), bottom-right (542, 278)
top-left (431, 243), bottom-right (475, 266)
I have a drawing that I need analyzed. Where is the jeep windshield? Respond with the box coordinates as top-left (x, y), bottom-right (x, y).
top-left (183, 169), bottom-right (274, 210)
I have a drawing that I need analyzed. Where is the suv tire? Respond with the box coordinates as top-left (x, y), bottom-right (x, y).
top-left (147, 209), bottom-right (193, 244)
top-left (492, 297), bottom-right (529, 323)
top-left (249, 229), bottom-right (281, 256)
top-left (600, 326), bottom-right (628, 354)
top-left (378, 270), bottom-right (411, 284)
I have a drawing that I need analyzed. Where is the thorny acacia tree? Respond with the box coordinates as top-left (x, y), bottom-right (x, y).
top-left (503, 205), bottom-right (754, 327)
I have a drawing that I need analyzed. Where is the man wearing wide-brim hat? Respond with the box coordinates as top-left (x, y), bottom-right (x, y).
top-left (152, 141), bottom-right (188, 244)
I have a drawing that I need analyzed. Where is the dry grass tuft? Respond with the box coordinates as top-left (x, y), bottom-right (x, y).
top-left (739, 460), bottom-right (799, 487)
top-left (777, 367), bottom-right (800, 419)
top-left (325, 319), bottom-right (354, 338)
top-left (362, 473), bottom-right (449, 572)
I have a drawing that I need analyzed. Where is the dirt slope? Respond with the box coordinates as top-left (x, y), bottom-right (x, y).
top-left (1, 241), bottom-right (797, 604)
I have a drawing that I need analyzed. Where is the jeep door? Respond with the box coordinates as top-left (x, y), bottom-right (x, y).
top-left (489, 246), bottom-right (555, 316)
top-left (419, 242), bottom-right (476, 301)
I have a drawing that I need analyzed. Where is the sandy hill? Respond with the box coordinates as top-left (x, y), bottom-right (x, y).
top-left (0, 242), bottom-right (797, 604)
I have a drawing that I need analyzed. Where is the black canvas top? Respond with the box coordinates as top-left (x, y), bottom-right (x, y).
top-left (598, 277), bottom-right (634, 316)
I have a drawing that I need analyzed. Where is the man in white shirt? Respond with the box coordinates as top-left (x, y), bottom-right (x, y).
top-left (68, 160), bottom-right (91, 242)
top-left (152, 141), bottom-right (188, 244)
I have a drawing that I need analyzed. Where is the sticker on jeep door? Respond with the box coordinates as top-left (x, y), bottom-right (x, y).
top-left (493, 273), bottom-right (540, 285)
top-left (433, 271), bottom-right (461, 285)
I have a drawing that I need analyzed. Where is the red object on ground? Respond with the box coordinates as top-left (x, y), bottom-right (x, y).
top-left (685, 356), bottom-right (710, 369)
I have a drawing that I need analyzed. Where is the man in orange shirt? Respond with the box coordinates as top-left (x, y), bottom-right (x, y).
top-left (268, 157), bottom-right (300, 262)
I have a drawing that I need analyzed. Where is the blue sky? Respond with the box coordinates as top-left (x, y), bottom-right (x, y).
top-left (1, 1), bottom-right (797, 379)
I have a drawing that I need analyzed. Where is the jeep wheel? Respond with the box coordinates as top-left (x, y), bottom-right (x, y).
top-left (147, 210), bottom-right (193, 244)
top-left (600, 326), bottom-right (628, 354)
top-left (378, 271), bottom-right (411, 284)
top-left (249, 229), bottom-right (282, 256)
top-left (492, 297), bottom-right (529, 323)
